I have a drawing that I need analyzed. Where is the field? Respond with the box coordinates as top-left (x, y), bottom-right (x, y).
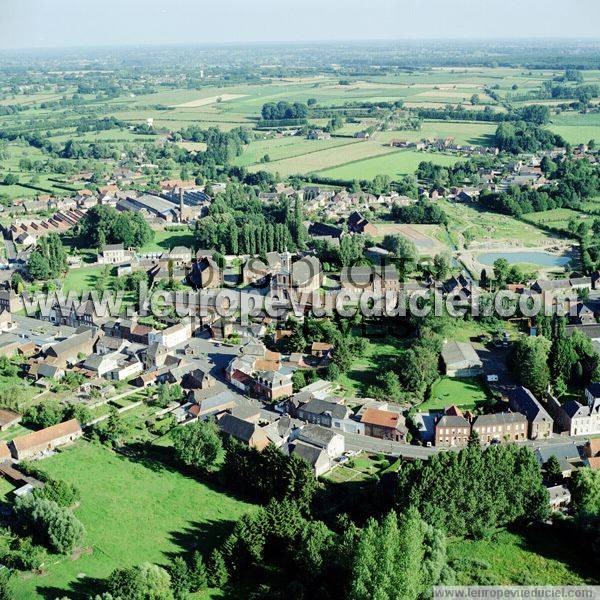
top-left (140, 228), bottom-right (195, 252)
top-left (62, 265), bottom-right (105, 293)
top-left (522, 207), bottom-right (594, 232)
top-left (419, 377), bottom-right (491, 412)
top-left (324, 452), bottom-right (399, 484)
top-left (14, 441), bottom-right (254, 599)
top-left (439, 200), bottom-right (562, 249)
top-left (315, 149), bottom-right (462, 181)
top-left (450, 528), bottom-right (598, 585)
top-left (375, 120), bottom-right (497, 147)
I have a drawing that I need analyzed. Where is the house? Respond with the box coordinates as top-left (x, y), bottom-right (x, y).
top-left (360, 407), bottom-right (408, 441)
top-left (44, 327), bottom-right (100, 367)
top-left (547, 484), bottom-right (571, 510)
top-left (340, 265), bottom-right (399, 294)
top-left (307, 222), bottom-right (344, 246)
top-left (188, 390), bottom-right (236, 419)
top-left (181, 368), bottom-right (216, 390)
top-left (435, 411), bottom-right (470, 447)
top-left (252, 367), bottom-right (294, 401)
top-left (217, 413), bottom-right (270, 451)
top-left (98, 243), bottom-right (131, 265)
top-left (270, 256), bottom-right (323, 297)
top-left (506, 386), bottom-right (553, 440)
top-left (472, 412), bottom-right (527, 444)
top-left (535, 442), bottom-right (583, 477)
top-left (296, 398), bottom-right (350, 428)
top-left (186, 257), bottom-right (222, 289)
top-left (9, 419), bottom-right (83, 460)
top-left (291, 440), bottom-right (331, 476)
top-left (548, 385), bottom-right (600, 436)
top-left (0, 409), bottom-right (21, 431)
top-left (347, 211), bottom-right (377, 236)
top-left (296, 424), bottom-right (344, 458)
top-left (584, 438), bottom-right (600, 458)
top-left (441, 341), bottom-right (483, 377)
top-left (149, 320), bottom-right (192, 349)
top-left (307, 129), bottom-right (331, 140)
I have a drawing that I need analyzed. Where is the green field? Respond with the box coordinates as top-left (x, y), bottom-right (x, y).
top-left (420, 377), bottom-right (490, 412)
top-left (375, 120), bottom-right (497, 147)
top-left (522, 207), bottom-right (593, 232)
top-left (62, 265), bottom-right (105, 293)
top-left (440, 200), bottom-right (561, 248)
top-left (247, 139), bottom-right (395, 177)
top-left (316, 149), bottom-right (462, 181)
top-left (450, 528), bottom-right (597, 585)
top-left (14, 441), bottom-right (254, 599)
top-left (140, 228), bottom-right (195, 252)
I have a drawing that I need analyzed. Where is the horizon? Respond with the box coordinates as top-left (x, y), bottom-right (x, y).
top-left (3, 0), bottom-right (600, 51)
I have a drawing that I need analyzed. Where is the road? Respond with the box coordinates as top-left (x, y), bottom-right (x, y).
top-left (341, 431), bottom-right (442, 459)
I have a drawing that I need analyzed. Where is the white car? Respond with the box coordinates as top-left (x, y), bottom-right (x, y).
top-left (486, 374), bottom-right (499, 382)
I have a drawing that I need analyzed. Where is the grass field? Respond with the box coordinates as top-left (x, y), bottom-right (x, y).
top-left (14, 442), bottom-right (254, 599)
top-left (140, 228), bottom-right (195, 252)
top-left (450, 528), bottom-right (598, 585)
top-left (522, 208), bottom-right (593, 232)
top-left (62, 265), bottom-right (105, 293)
top-left (420, 377), bottom-right (490, 412)
top-left (316, 149), bottom-right (462, 181)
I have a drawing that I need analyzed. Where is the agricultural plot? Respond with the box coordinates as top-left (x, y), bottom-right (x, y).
top-left (233, 136), bottom-right (357, 168)
top-left (522, 208), bottom-right (593, 232)
top-left (316, 149), bottom-right (462, 181)
top-left (247, 140), bottom-right (395, 177)
top-left (375, 120), bottom-right (497, 147)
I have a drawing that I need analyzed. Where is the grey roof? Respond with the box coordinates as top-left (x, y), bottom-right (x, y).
top-left (299, 398), bottom-right (349, 420)
top-left (473, 412), bottom-right (526, 427)
top-left (535, 442), bottom-right (582, 465)
top-left (297, 424), bottom-right (338, 448)
top-left (104, 243), bottom-right (124, 251)
top-left (562, 400), bottom-right (588, 419)
top-left (507, 386), bottom-right (553, 423)
top-left (441, 341), bottom-right (482, 369)
top-left (586, 383), bottom-right (600, 399)
top-left (47, 328), bottom-right (95, 358)
top-left (437, 414), bottom-right (469, 428)
top-left (219, 413), bottom-right (261, 443)
top-left (292, 440), bottom-right (329, 467)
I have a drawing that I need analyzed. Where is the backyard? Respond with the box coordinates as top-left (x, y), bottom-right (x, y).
top-left (419, 377), bottom-right (491, 412)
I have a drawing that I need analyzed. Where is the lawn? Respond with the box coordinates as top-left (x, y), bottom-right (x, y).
top-left (140, 228), bottom-right (195, 252)
top-left (450, 528), bottom-right (598, 585)
top-left (316, 150), bottom-right (462, 181)
top-left (62, 265), bottom-right (106, 293)
top-left (14, 441), bottom-right (254, 599)
top-left (420, 377), bottom-right (490, 412)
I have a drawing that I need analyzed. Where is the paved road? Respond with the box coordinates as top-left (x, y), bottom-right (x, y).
top-left (341, 431), bottom-right (441, 459)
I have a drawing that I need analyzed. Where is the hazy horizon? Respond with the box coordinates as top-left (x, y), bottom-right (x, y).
top-left (2, 0), bottom-right (600, 51)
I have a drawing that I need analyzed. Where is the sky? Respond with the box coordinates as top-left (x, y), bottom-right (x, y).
top-left (1, 0), bottom-right (600, 50)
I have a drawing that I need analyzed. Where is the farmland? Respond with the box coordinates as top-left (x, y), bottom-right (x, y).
top-left (13, 441), bottom-right (254, 599)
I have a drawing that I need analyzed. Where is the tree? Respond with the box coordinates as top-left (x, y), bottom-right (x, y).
top-left (492, 258), bottom-right (510, 288)
top-left (108, 563), bottom-right (173, 600)
top-left (571, 468), bottom-right (600, 527)
top-left (382, 234), bottom-right (418, 281)
top-left (10, 272), bottom-right (24, 294)
top-left (207, 549), bottom-right (228, 588)
top-left (168, 556), bottom-right (190, 599)
top-left (171, 420), bottom-right (224, 473)
top-left (432, 253), bottom-right (451, 281)
top-left (27, 251), bottom-right (51, 280)
top-left (14, 495), bottom-right (85, 554)
top-left (545, 456), bottom-right (563, 486)
top-left (510, 336), bottom-right (551, 397)
top-left (349, 508), bottom-right (451, 600)
top-left (0, 571), bottom-right (13, 600)
top-left (188, 551), bottom-right (208, 592)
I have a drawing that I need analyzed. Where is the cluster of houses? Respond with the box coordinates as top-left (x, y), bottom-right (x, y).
top-left (390, 136), bottom-right (499, 156)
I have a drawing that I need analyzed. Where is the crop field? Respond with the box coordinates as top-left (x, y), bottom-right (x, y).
top-left (233, 136), bottom-right (357, 167)
top-left (316, 149), bottom-right (462, 181)
top-left (522, 208), bottom-right (593, 232)
top-left (247, 139), bottom-right (395, 177)
top-left (14, 441), bottom-right (254, 599)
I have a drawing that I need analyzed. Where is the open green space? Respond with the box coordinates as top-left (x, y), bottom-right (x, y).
top-left (376, 120), bottom-right (497, 147)
top-left (14, 441), bottom-right (254, 599)
top-left (450, 528), bottom-right (597, 585)
top-left (419, 377), bottom-right (490, 412)
top-left (140, 228), bottom-right (195, 252)
top-left (316, 149), bottom-right (462, 181)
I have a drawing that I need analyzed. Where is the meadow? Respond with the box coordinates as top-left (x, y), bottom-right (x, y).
top-left (419, 377), bottom-right (490, 412)
top-left (14, 441), bottom-right (254, 599)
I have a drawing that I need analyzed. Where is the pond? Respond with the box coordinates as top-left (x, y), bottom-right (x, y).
top-left (477, 251), bottom-right (572, 267)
